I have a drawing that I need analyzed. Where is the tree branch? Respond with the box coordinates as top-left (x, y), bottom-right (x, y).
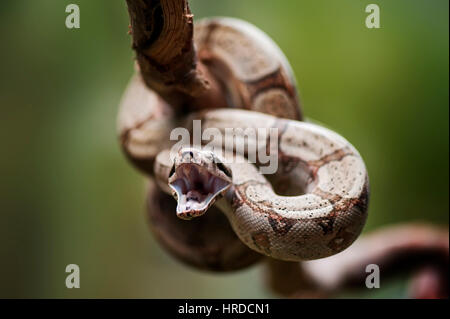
top-left (125, 0), bottom-right (226, 110)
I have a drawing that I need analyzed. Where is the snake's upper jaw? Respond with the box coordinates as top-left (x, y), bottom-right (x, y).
top-left (169, 163), bottom-right (232, 220)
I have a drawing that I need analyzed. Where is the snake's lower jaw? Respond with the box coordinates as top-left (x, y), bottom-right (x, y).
top-left (175, 192), bottom-right (212, 220)
top-left (174, 190), bottom-right (228, 220)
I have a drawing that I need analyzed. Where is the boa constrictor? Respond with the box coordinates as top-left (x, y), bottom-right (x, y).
top-left (118, 17), bottom-right (369, 265)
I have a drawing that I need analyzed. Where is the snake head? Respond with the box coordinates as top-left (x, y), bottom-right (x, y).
top-left (168, 147), bottom-right (233, 220)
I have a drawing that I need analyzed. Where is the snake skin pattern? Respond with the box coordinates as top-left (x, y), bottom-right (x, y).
top-left (156, 109), bottom-right (369, 261)
top-left (118, 17), bottom-right (369, 266)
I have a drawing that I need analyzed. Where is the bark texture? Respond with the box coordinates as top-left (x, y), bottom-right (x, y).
top-left (126, 0), bottom-right (226, 110)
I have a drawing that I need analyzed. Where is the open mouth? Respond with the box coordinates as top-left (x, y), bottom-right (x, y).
top-left (169, 164), bottom-right (231, 220)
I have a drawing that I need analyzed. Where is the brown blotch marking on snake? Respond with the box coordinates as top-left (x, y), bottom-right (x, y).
top-left (234, 182), bottom-right (300, 236)
top-left (259, 119), bottom-right (304, 176)
top-left (273, 123), bottom-right (354, 179)
top-left (236, 127), bottom-right (365, 238)
top-left (333, 177), bottom-right (370, 219)
top-left (317, 218), bottom-right (337, 236)
top-left (329, 177), bottom-right (369, 217)
top-left (268, 215), bottom-right (298, 236)
top-left (312, 188), bottom-right (342, 204)
top-left (233, 181), bottom-right (276, 214)
top-left (263, 119), bottom-right (288, 159)
top-left (119, 94), bottom-right (173, 151)
top-left (309, 189), bottom-right (340, 236)
top-left (196, 23), bottom-right (222, 76)
top-left (304, 148), bottom-right (364, 236)
top-left (308, 147), bottom-right (354, 169)
top-left (119, 113), bottom-right (160, 175)
top-left (262, 119), bottom-right (312, 178)
top-left (247, 68), bottom-right (296, 98)
top-left (215, 118), bottom-right (292, 169)
top-left (230, 188), bottom-right (244, 210)
top-left (196, 22), bottom-right (250, 110)
top-left (312, 177), bottom-right (370, 237)
top-left (307, 147), bottom-right (355, 184)
top-left (197, 23), bottom-right (301, 120)
top-left (234, 157), bottom-right (346, 238)
top-left (324, 177), bottom-right (369, 254)
top-left (201, 21), bottom-right (220, 45)
top-left (358, 177), bottom-right (371, 213)
top-left (251, 232), bottom-right (271, 255)
top-left (119, 112), bottom-right (156, 147)
top-left (245, 68), bottom-right (301, 120)
top-left (326, 227), bottom-right (356, 252)
top-left (315, 202), bottom-right (350, 236)
top-left (266, 146), bottom-right (354, 193)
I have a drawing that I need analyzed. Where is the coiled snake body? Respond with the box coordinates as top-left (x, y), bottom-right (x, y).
top-left (119, 18), bottom-right (369, 266)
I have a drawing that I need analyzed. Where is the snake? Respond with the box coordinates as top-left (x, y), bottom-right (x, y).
top-left (118, 17), bottom-right (369, 265)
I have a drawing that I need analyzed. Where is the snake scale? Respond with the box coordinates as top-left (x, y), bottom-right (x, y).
top-left (118, 18), bottom-right (369, 267)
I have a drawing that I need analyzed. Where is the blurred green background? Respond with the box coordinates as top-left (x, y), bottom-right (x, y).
top-left (0, 0), bottom-right (448, 298)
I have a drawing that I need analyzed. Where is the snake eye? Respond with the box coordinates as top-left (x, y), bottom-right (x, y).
top-left (216, 161), bottom-right (232, 178)
top-left (169, 165), bottom-right (176, 177)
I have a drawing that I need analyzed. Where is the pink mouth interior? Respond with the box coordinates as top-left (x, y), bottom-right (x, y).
top-left (169, 164), bottom-right (230, 218)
